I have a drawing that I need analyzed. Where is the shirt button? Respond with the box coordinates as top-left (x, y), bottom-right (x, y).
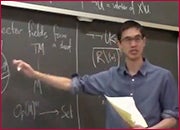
top-left (132, 79), bottom-right (135, 82)
top-left (130, 93), bottom-right (133, 96)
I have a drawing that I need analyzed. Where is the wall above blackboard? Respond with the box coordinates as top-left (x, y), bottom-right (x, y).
top-left (1, 1), bottom-right (178, 31)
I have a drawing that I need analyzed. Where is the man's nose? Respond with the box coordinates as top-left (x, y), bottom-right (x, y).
top-left (129, 39), bottom-right (137, 46)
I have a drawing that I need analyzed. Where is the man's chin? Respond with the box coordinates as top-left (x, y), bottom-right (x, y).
top-left (127, 55), bottom-right (141, 61)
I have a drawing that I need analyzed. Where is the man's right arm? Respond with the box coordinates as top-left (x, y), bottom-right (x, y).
top-left (13, 59), bottom-right (72, 91)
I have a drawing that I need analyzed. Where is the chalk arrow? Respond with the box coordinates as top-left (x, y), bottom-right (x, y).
top-left (39, 109), bottom-right (59, 115)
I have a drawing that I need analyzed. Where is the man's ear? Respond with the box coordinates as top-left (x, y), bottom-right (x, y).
top-left (143, 37), bottom-right (147, 47)
top-left (117, 40), bottom-right (123, 55)
top-left (117, 40), bottom-right (122, 49)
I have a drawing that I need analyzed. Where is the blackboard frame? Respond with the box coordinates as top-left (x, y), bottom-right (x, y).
top-left (1, 2), bottom-right (179, 129)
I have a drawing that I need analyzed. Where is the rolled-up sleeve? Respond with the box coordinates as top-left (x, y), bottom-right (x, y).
top-left (70, 69), bottom-right (113, 95)
top-left (70, 75), bottom-right (82, 94)
top-left (160, 71), bottom-right (179, 119)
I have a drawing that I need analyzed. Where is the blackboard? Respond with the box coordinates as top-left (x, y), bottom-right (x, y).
top-left (1, 1), bottom-right (178, 31)
top-left (27, 1), bottom-right (178, 26)
top-left (1, 5), bottom-right (178, 128)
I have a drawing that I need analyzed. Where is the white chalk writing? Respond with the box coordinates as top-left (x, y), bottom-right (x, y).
top-left (81, 1), bottom-right (151, 15)
top-left (39, 104), bottom-right (73, 119)
top-left (53, 25), bottom-right (67, 42)
top-left (31, 43), bottom-right (45, 55)
top-left (1, 40), bottom-right (10, 94)
top-left (86, 30), bottom-right (117, 45)
top-left (92, 47), bottom-right (120, 68)
top-left (33, 79), bottom-right (43, 95)
top-left (52, 25), bottom-right (72, 52)
top-left (28, 20), bottom-right (48, 39)
top-left (137, 1), bottom-right (151, 14)
top-left (1, 22), bottom-right (23, 35)
top-left (13, 101), bottom-right (39, 120)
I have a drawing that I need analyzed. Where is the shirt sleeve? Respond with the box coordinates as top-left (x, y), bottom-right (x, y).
top-left (70, 68), bottom-right (113, 95)
top-left (160, 71), bottom-right (179, 119)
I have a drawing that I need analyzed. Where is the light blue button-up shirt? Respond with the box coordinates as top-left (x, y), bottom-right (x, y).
top-left (71, 59), bottom-right (178, 128)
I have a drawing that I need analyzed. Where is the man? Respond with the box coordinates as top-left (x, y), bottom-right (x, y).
top-left (13, 20), bottom-right (178, 128)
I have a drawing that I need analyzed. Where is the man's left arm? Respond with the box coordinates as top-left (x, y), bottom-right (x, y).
top-left (148, 117), bottom-right (177, 129)
top-left (133, 117), bottom-right (177, 129)
top-left (147, 71), bottom-right (178, 129)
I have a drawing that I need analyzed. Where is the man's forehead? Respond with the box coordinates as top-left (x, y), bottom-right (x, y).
top-left (121, 27), bottom-right (141, 37)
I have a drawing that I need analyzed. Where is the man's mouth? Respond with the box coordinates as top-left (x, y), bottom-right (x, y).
top-left (129, 49), bottom-right (138, 54)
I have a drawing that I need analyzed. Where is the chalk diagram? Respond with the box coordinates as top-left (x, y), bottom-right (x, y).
top-left (1, 41), bottom-right (10, 94)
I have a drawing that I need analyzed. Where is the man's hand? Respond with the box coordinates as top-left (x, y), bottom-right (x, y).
top-left (12, 59), bottom-right (36, 78)
top-left (133, 124), bottom-right (146, 129)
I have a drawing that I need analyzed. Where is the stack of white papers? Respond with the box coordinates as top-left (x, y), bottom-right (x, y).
top-left (105, 95), bottom-right (148, 128)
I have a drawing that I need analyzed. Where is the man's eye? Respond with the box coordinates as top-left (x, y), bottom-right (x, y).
top-left (125, 38), bottom-right (131, 41)
top-left (135, 36), bottom-right (143, 41)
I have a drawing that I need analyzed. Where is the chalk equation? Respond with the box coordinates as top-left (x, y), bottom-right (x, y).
top-left (13, 100), bottom-right (73, 121)
top-left (13, 100), bottom-right (39, 120)
top-left (92, 47), bottom-right (120, 68)
top-left (39, 104), bottom-right (73, 119)
top-left (81, 1), bottom-right (151, 15)
top-left (86, 30), bottom-right (117, 46)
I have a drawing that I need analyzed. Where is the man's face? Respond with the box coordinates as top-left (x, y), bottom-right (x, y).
top-left (118, 27), bottom-right (146, 61)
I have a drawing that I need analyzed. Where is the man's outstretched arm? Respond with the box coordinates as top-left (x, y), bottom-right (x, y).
top-left (13, 59), bottom-right (72, 91)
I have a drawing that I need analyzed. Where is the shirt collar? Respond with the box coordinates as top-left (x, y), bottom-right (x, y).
top-left (119, 58), bottom-right (151, 76)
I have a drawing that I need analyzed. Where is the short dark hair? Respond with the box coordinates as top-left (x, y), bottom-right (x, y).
top-left (117, 20), bottom-right (146, 41)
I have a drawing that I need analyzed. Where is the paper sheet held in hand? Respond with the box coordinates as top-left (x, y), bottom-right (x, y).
top-left (105, 95), bottom-right (148, 127)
